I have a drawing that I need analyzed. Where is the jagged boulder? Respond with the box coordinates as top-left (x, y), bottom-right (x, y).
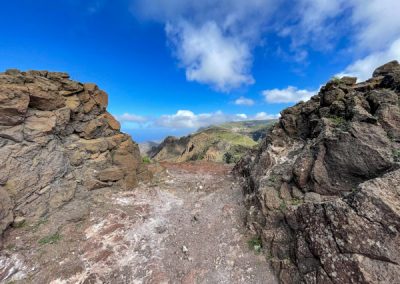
top-left (0, 69), bottom-right (150, 238)
top-left (235, 61), bottom-right (400, 283)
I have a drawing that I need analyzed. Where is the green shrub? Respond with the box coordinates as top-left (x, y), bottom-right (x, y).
top-left (142, 156), bottom-right (151, 164)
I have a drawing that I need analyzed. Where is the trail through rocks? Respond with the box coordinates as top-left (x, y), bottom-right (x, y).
top-left (1, 162), bottom-right (276, 283)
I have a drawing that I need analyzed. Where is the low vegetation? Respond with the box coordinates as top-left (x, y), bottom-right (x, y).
top-left (248, 236), bottom-right (262, 253)
top-left (142, 156), bottom-right (151, 164)
top-left (150, 120), bottom-right (276, 163)
top-left (38, 232), bottom-right (62, 245)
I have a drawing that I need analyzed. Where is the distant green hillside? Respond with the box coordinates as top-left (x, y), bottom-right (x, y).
top-left (200, 119), bottom-right (277, 141)
top-left (149, 119), bottom-right (277, 164)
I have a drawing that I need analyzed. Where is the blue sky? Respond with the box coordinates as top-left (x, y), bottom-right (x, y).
top-left (1, 0), bottom-right (399, 142)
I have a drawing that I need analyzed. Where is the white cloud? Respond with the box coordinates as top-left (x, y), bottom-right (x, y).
top-left (262, 86), bottom-right (316, 103)
top-left (234, 96), bottom-right (255, 106)
top-left (338, 39), bottom-right (400, 81)
top-left (236, 113), bottom-right (248, 119)
top-left (350, 0), bottom-right (400, 52)
top-left (134, 0), bottom-right (279, 91)
top-left (277, 0), bottom-right (400, 67)
top-left (166, 21), bottom-right (254, 91)
top-left (134, 0), bottom-right (400, 90)
top-left (154, 110), bottom-right (278, 129)
top-left (254, 112), bottom-right (280, 120)
top-left (115, 113), bottom-right (147, 123)
top-left (285, 0), bottom-right (347, 52)
top-left (337, 0), bottom-right (400, 80)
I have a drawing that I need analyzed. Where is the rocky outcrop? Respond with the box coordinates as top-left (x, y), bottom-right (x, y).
top-left (234, 61), bottom-right (400, 283)
top-left (0, 69), bottom-right (150, 239)
top-left (151, 127), bottom-right (259, 163)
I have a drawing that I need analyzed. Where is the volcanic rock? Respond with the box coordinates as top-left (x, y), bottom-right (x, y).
top-left (0, 69), bottom-right (150, 239)
top-left (234, 61), bottom-right (400, 283)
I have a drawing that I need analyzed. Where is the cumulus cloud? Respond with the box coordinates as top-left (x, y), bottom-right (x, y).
top-left (262, 86), bottom-right (316, 103)
top-left (133, 0), bottom-right (400, 91)
top-left (134, 0), bottom-right (279, 91)
top-left (338, 39), bottom-right (400, 81)
top-left (166, 21), bottom-right (254, 91)
top-left (275, 0), bottom-right (400, 69)
top-left (350, 0), bottom-right (400, 52)
top-left (115, 113), bottom-right (147, 123)
top-left (234, 96), bottom-right (255, 106)
top-left (254, 112), bottom-right (280, 120)
top-left (337, 0), bottom-right (400, 80)
top-left (154, 110), bottom-right (277, 129)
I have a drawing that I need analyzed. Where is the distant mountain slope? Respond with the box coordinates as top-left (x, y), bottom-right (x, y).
top-left (200, 119), bottom-right (277, 141)
top-left (139, 141), bottom-right (159, 157)
top-left (150, 120), bottom-right (277, 163)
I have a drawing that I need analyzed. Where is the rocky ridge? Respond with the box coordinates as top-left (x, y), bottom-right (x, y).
top-left (150, 121), bottom-right (275, 164)
top-left (234, 61), bottom-right (400, 283)
top-left (0, 69), bottom-right (149, 240)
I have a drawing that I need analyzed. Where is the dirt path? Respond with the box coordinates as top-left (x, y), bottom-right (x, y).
top-left (1, 162), bottom-right (277, 283)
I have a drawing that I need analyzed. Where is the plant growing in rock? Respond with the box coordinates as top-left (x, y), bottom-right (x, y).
top-left (330, 76), bottom-right (341, 84)
top-left (248, 236), bottom-right (262, 253)
top-left (290, 198), bottom-right (302, 205)
top-left (142, 156), bottom-right (151, 164)
top-left (279, 201), bottom-right (287, 212)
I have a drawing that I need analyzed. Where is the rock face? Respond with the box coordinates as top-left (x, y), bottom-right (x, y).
top-left (234, 61), bottom-right (400, 283)
top-left (0, 69), bottom-right (149, 238)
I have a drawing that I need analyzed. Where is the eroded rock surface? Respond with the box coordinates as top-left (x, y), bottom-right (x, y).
top-left (234, 61), bottom-right (400, 283)
top-left (0, 69), bottom-right (150, 241)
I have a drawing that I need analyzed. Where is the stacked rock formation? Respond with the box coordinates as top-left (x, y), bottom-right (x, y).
top-left (235, 61), bottom-right (400, 283)
top-left (0, 69), bottom-right (149, 237)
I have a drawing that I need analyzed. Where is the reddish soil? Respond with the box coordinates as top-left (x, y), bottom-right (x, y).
top-left (1, 162), bottom-right (276, 283)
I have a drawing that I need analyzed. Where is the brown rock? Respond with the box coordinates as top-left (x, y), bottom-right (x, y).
top-left (0, 70), bottom-right (149, 242)
top-left (24, 111), bottom-right (57, 139)
top-left (0, 188), bottom-right (13, 235)
top-left (0, 85), bottom-right (30, 126)
top-left (321, 88), bottom-right (345, 106)
top-left (234, 61), bottom-right (400, 283)
top-left (65, 95), bottom-right (81, 112)
top-left (100, 113), bottom-right (120, 130)
top-left (27, 84), bottom-right (65, 111)
top-left (97, 167), bottom-right (125, 182)
top-left (93, 90), bottom-right (108, 109)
